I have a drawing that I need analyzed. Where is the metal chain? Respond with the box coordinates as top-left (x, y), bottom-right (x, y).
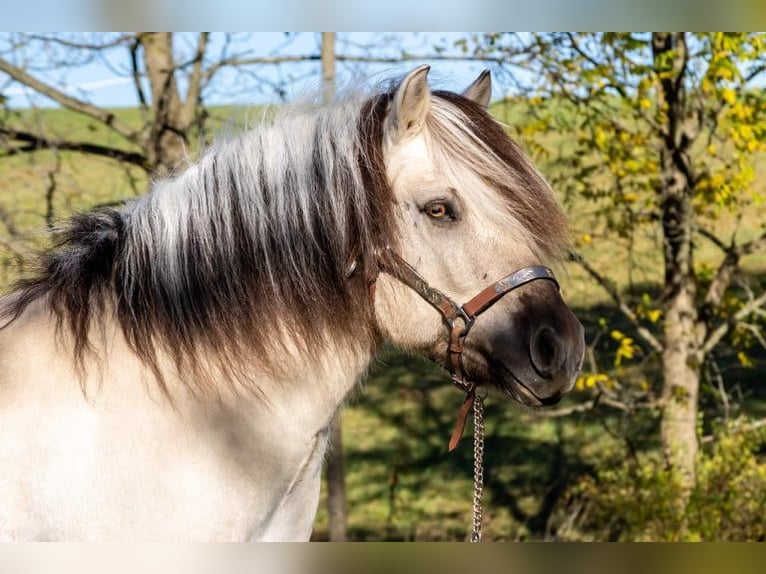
top-left (470, 391), bottom-right (485, 542)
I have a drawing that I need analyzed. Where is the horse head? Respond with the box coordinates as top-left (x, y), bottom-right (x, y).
top-left (374, 66), bottom-right (585, 407)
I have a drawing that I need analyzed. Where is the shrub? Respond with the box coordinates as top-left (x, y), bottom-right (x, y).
top-left (554, 418), bottom-right (766, 541)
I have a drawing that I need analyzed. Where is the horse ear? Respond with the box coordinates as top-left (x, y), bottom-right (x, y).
top-left (387, 65), bottom-right (431, 140)
top-left (462, 69), bottom-right (492, 109)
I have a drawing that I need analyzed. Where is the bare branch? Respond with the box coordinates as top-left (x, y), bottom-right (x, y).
top-left (534, 393), bottom-right (661, 418)
top-left (703, 290), bottom-right (766, 354)
top-left (705, 353), bottom-right (729, 421)
top-left (0, 234), bottom-right (28, 262)
top-left (129, 36), bottom-right (149, 118)
top-left (0, 127), bottom-right (148, 169)
top-left (0, 205), bottom-right (21, 237)
top-left (180, 32), bottom-right (209, 128)
top-left (0, 57), bottom-right (139, 143)
top-left (25, 33), bottom-right (131, 51)
top-left (696, 225), bottom-right (728, 253)
top-left (703, 229), bottom-right (766, 310)
top-left (44, 153), bottom-right (62, 228)
top-left (741, 322), bottom-right (766, 351)
top-left (204, 51), bottom-right (511, 80)
top-left (744, 63), bottom-right (766, 83)
top-left (571, 252), bottom-right (665, 353)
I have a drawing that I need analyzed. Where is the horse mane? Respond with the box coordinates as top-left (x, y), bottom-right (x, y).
top-left (0, 82), bottom-right (569, 398)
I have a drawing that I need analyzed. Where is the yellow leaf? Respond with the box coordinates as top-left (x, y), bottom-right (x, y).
top-left (581, 233), bottom-right (592, 245)
top-left (737, 351), bottom-right (754, 368)
top-left (722, 88), bottom-right (736, 104)
top-left (639, 98), bottom-right (652, 109)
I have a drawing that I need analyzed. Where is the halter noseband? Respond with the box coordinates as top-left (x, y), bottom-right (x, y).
top-left (374, 247), bottom-right (559, 449)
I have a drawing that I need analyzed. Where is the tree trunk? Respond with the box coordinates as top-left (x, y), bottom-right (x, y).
top-left (327, 414), bottom-right (348, 541)
top-left (321, 32), bottom-right (348, 542)
top-left (140, 32), bottom-right (188, 174)
top-left (653, 32), bottom-right (701, 489)
top-left (660, 193), bottom-right (700, 487)
top-left (321, 32), bottom-right (336, 105)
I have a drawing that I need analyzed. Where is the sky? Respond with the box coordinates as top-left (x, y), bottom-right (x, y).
top-left (2, 33), bottom-right (505, 109)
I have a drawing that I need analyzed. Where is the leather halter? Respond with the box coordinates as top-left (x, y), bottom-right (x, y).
top-left (374, 247), bottom-right (559, 450)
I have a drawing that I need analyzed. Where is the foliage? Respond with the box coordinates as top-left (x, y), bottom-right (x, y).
top-left (557, 418), bottom-right (766, 541)
top-left (476, 33), bottom-right (766, 487)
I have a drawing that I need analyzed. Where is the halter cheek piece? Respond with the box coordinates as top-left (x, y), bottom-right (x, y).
top-left (372, 247), bottom-right (559, 450)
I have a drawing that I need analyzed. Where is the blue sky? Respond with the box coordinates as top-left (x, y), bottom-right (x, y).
top-left (2, 33), bottom-right (504, 109)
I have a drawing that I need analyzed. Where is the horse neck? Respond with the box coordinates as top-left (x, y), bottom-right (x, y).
top-left (254, 334), bottom-right (375, 433)
top-left (85, 306), bottom-right (376, 440)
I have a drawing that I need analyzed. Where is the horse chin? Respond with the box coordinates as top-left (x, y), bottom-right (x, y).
top-left (501, 380), bottom-right (563, 408)
top-left (427, 347), bottom-right (564, 408)
top-left (471, 355), bottom-right (564, 408)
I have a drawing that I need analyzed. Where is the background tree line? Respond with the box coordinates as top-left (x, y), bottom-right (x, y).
top-left (1, 32), bottom-right (765, 541)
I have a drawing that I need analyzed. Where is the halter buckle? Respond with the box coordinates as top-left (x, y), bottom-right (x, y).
top-left (449, 307), bottom-right (475, 337)
top-left (451, 373), bottom-right (475, 394)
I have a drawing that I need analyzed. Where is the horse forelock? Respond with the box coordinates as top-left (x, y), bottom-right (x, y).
top-left (427, 91), bottom-right (570, 262)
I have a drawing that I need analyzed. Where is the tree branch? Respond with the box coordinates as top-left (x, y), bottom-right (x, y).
top-left (0, 234), bottom-right (28, 261)
top-left (25, 33), bottom-right (131, 51)
top-left (129, 35), bottom-right (149, 118)
top-left (703, 290), bottom-right (766, 354)
top-left (534, 392), bottom-right (661, 418)
top-left (204, 52), bottom-right (510, 80)
top-left (0, 205), bottom-right (21, 237)
top-left (571, 252), bottom-right (665, 353)
top-left (181, 32), bottom-right (209, 127)
top-left (696, 225), bottom-right (728, 253)
top-left (703, 229), bottom-right (766, 310)
top-left (0, 57), bottom-right (139, 143)
top-left (44, 153), bottom-right (62, 228)
top-left (0, 127), bottom-right (149, 169)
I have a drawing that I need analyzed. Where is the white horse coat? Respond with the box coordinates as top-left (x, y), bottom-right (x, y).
top-left (0, 297), bottom-right (369, 540)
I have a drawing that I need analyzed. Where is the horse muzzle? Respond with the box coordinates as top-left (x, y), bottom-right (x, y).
top-left (474, 288), bottom-right (585, 407)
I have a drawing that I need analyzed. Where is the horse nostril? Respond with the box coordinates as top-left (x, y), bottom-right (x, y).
top-left (530, 325), bottom-right (563, 379)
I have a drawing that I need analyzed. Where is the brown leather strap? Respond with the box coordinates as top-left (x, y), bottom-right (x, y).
top-left (462, 266), bottom-right (558, 317)
top-left (378, 248), bottom-right (461, 321)
top-left (449, 322), bottom-right (471, 390)
top-left (448, 389), bottom-right (476, 452)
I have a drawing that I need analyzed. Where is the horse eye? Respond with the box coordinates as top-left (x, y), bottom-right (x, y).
top-left (424, 201), bottom-right (454, 221)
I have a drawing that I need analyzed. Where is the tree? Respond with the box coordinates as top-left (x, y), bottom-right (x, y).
top-left (0, 33), bottom-right (261, 175)
top-left (320, 31), bottom-right (349, 543)
top-left (473, 33), bottom-right (766, 491)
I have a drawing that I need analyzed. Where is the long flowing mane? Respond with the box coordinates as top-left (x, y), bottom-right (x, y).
top-left (0, 82), bottom-right (568, 397)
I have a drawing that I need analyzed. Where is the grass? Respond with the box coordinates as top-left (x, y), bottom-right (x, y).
top-left (1, 102), bottom-right (765, 540)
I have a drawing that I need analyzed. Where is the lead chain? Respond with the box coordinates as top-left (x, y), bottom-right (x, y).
top-left (470, 392), bottom-right (485, 542)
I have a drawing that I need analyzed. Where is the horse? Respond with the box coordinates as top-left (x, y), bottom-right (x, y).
top-left (0, 66), bottom-right (584, 541)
